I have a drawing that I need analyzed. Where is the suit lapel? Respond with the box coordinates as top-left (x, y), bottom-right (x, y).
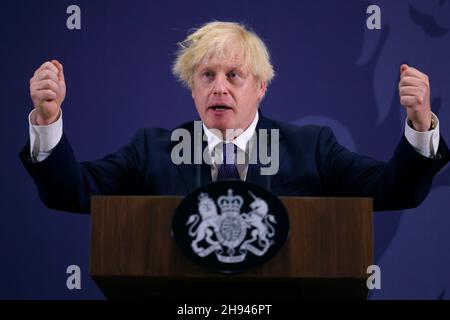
top-left (246, 113), bottom-right (287, 191)
top-left (175, 122), bottom-right (212, 193)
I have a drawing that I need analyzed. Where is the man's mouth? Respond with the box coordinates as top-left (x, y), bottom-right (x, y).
top-left (209, 105), bottom-right (233, 111)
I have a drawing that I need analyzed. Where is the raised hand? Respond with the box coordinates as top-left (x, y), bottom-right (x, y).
top-left (399, 64), bottom-right (432, 132)
top-left (30, 60), bottom-right (66, 125)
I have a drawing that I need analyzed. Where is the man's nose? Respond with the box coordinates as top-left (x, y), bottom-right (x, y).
top-left (213, 74), bottom-right (228, 95)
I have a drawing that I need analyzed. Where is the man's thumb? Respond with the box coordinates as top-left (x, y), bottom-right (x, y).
top-left (52, 60), bottom-right (65, 82)
top-left (400, 64), bottom-right (408, 73)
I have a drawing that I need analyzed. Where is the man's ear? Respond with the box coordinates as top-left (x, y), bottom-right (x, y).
top-left (258, 80), bottom-right (267, 101)
top-left (191, 81), bottom-right (196, 99)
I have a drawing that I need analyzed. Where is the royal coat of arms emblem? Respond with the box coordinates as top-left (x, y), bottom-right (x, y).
top-left (172, 181), bottom-right (290, 273)
top-left (187, 189), bottom-right (277, 263)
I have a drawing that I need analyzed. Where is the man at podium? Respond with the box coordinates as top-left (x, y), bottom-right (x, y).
top-left (20, 21), bottom-right (449, 214)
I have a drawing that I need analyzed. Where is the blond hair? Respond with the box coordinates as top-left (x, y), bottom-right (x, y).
top-left (172, 21), bottom-right (275, 89)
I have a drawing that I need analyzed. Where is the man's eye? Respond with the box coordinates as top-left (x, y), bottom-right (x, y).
top-left (204, 71), bottom-right (214, 78)
top-left (228, 72), bottom-right (237, 79)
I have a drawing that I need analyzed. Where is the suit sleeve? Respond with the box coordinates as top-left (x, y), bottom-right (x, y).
top-left (317, 126), bottom-right (450, 211)
top-left (19, 129), bottom-right (147, 213)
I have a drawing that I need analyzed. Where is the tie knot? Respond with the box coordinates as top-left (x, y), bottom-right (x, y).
top-left (223, 142), bottom-right (236, 165)
top-left (217, 142), bottom-right (240, 181)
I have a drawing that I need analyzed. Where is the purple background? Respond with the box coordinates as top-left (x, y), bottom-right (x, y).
top-left (1, 0), bottom-right (449, 299)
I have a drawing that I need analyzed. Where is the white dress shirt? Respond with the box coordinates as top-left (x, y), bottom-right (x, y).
top-left (28, 109), bottom-right (441, 178)
top-left (202, 111), bottom-right (259, 181)
top-left (29, 109), bottom-right (63, 162)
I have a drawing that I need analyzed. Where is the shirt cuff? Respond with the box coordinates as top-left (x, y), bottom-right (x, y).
top-left (29, 109), bottom-right (63, 162)
top-left (404, 112), bottom-right (440, 158)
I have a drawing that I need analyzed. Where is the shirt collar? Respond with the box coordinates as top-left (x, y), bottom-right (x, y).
top-left (202, 111), bottom-right (259, 154)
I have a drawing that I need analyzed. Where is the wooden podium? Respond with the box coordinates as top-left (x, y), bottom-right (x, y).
top-left (90, 196), bottom-right (373, 300)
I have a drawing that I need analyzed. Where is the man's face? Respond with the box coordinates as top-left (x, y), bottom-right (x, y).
top-left (191, 54), bottom-right (267, 134)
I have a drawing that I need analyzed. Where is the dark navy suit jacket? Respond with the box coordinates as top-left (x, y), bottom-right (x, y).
top-left (20, 114), bottom-right (450, 213)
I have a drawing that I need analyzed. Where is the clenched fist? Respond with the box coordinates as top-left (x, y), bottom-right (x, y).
top-left (399, 64), bottom-right (432, 132)
top-left (30, 60), bottom-right (66, 125)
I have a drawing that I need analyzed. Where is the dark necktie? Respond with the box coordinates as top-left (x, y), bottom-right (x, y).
top-left (217, 142), bottom-right (240, 181)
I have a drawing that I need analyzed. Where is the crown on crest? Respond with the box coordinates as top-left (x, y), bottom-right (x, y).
top-left (217, 189), bottom-right (243, 214)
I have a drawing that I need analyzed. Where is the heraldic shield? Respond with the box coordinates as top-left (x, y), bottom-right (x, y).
top-left (172, 180), bottom-right (290, 273)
